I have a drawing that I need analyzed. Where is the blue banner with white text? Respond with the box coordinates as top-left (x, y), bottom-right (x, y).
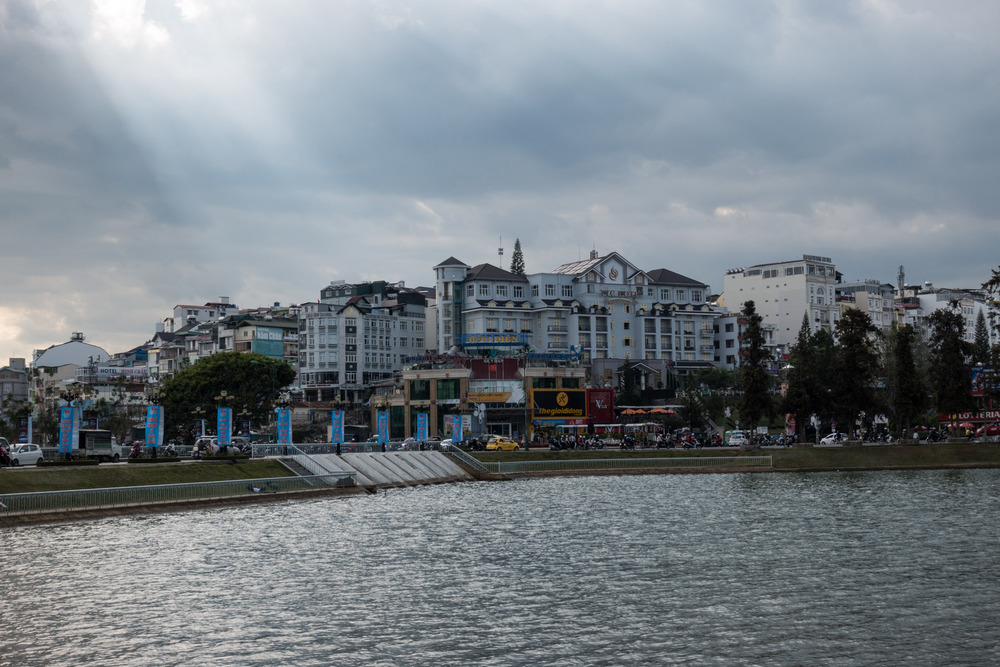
top-left (277, 408), bottom-right (292, 444)
top-left (331, 410), bottom-right (344, 444)
top-left (145, 405), bottom-right (163, 449)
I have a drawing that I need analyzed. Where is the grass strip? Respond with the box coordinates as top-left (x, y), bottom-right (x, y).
top-left (0, 460), bottom-right (295, 494)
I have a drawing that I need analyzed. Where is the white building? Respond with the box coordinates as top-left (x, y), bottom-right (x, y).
top-left (296, 280), bottom-right (427, 403)
top-left (435, 250), bottom-right (722, 385)
top-left (721, 254), bottom-right (840, 354)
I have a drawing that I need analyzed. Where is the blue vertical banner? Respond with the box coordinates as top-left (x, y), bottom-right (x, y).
top-left (19, 416), bottom-right (30, 444)
top-left (277, 408), bottom-right (292, 445)
top-left (217, 407), bottom-right (233, 446)
top-left (416, 413), bottom-right (428, 442)
top-left (331, 410), bottom-right (344, 444)
top-left (58, 407), bottom-right (78, 454)
top-left (451, 415), bottom-right (463, 443)
top-left (145, 405), bottom-right (164, 449)
top-left (377, 411), bottom-right (389, 443)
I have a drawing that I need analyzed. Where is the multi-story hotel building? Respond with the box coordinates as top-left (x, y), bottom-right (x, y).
top-left (721, 254), bottom-right (840, 354)
top-left (435, 250), bottom-right (720, 386)
top-left (296, 280), bottom-right (427, 404)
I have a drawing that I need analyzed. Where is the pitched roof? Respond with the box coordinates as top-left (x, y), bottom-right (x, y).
top-left (434, 256), bottom-right (470, 269)
top-left (466, 263), bottom-right (528, 282)
top-left (646, 268), bottom-right (707, 287)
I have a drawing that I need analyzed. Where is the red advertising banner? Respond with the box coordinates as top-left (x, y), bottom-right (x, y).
top-left (587, 389), bottom-right (615, 424)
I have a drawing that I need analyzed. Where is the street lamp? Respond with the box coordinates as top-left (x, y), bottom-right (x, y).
top-left (251, 360), bottom-right (278, 440)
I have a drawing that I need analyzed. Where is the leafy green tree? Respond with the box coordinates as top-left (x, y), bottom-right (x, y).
top-left (510, 238), bottom-right (526, 275)
top-left (738, 300), bottom-right (773, 435)
top-left (695, 367), bottom-right (737, 392)
top-left (830, 308), bottom-right (883, 438)
top-left (0, 395), bottom-right (32, 442)
top-left (159, 352), bottom-right (295, 443)
top-left (883, 323), bottom-right (925, 436)
top-left (927, 301), bottom-right (973, 416)
top-left (783, 314), bottom-right (821, 443)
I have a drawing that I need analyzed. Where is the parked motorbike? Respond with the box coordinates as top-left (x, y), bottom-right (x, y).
top-left (129, 442), bottom-right (143, 459)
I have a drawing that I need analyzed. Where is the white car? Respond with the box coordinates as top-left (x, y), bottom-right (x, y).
top-left (728, 433), bottom-right (748, 447)
top-left (820, 433), bottom-right (848, 445)
top-left (9, 443), bottom-right (44, 466)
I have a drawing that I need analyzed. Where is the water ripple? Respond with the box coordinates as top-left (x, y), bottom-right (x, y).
top-left (2, 470), bottom-right (1000, 665)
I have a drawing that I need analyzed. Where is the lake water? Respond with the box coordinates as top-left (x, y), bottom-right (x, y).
top-left (2, 469), bottom-right (1000, 666)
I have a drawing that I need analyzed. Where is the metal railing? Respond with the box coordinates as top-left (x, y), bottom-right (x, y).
top-left (0, 473), bottom-right (357, 516)
top-left (441, 443), bottom-right (491, 474)
top-left (481, 456), bottom-right (772, 475)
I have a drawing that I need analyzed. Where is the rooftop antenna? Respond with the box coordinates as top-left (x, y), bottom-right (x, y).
top-left (498, 235), bottom-right (503, 259)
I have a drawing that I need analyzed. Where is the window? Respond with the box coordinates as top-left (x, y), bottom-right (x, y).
top-left (486, 318), bottom-right (499, 332)
top-left (677, 290), bottom-right (686, 302)
top-left (467, 284), bottom-right (474, 297)
top-left (479, 284), bottom-right (489, 297)
top-left (545, 284), bottom-right (555, 297)
top-left (623, 337), bottom-right (632, 347)
top-left (692, 290), bottom-right (703, 303)
top-left (503, 318), bottom-right (514, 332)
top-left (497, 285), bottom-right (508, 298)
top-left (660, 289), bottom-right (671, 300)
top-left (579, 317), bottom-right (591, 331)
top-left (561, 285), bottom-right (572, 297)
top-left (725, 322), bottom-right (735, 333)
top-left (436, 379), bottom-right (461, 400)
top-left (579, 333), bottom-right (591, 348)
top-left (520, 319), bottom-right (531, 332)
top-left (466, 319), bottom-right (475, 332)
top-left (531, 285), bottom-right (539, 297)
top-left (513, 285), bottom-right (523, 299)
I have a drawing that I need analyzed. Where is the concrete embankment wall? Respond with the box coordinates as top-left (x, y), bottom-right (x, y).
top-left (307, 451), bottom-right (474, 489)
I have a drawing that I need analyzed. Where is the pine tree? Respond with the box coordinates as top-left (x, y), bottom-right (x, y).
top-left (830, 308), bottom-right (883, 438)
top-left (884, 323), bottom-right (925, 437)
top-left (927, 301), bottom-right (973, 415)
top-left (510, 238), bottom-right (526, 275)
top-left (783, 314), bottom-right (820, 443)
top-left (973, 310), bottom-right (990, 365)
top-left (738, 301), bottom-right (773, 438)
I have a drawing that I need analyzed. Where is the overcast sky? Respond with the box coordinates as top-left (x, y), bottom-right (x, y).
top-left (2, 0), bottom-right (999, 363)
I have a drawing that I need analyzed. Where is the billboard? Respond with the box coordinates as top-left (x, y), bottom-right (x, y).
top-left (252, 326), bottom-right (286, 358)
top-left (459, 333), bottom-right (528, 347)
top-left (587, 389), bottom-right (615, 424)
top-left (532, 389), bottom-right (587, 419)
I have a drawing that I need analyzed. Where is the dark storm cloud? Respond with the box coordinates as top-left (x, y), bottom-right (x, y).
top-left (1, 0), bottom-right (999, 360)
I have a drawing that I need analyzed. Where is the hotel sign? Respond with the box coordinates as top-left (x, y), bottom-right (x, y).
top-left (460, 333), bottom-right (527, 346)
top-left (599, 289), bottom-right (639, 298)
